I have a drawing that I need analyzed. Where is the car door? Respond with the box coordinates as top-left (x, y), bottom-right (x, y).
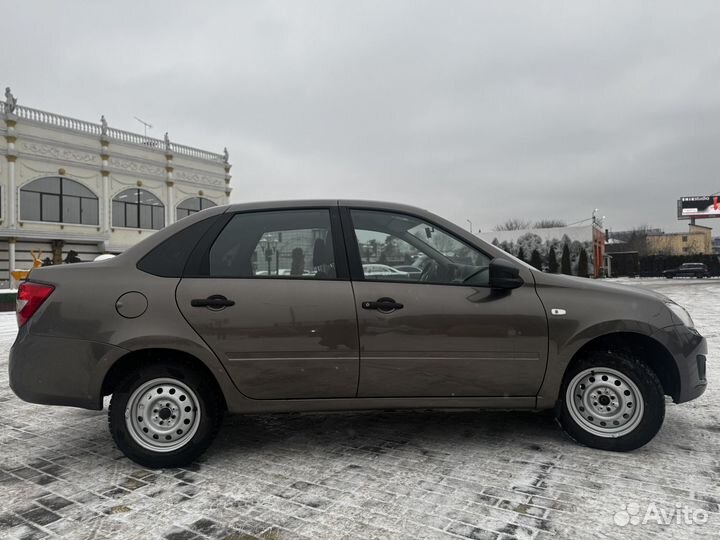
top-left (343, 207), bottom-right (548, 398)
top-left (176, 207), bottom-right (360, 399)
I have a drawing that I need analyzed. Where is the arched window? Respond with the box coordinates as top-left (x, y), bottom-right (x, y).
top-left (177, 197), bottom-right (217, 220)
top-left (20, 177), bottom-right (99, 225)
top-left (112, 189), bottom-right (165, 230)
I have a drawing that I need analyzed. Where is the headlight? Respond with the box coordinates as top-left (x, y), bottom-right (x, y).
top-left (667, 303), bottom-right (694, 328)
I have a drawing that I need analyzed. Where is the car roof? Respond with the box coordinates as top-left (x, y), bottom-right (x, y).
top-left (225, 199), bottom-right (436, 218)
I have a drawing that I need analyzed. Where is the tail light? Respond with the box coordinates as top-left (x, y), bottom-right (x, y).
top-left (16, 282), bottom-right (55, 327)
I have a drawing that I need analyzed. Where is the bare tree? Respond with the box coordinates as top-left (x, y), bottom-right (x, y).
top-left (685, 240), bottom-right (700, 256)
top-left (534, 219), bottom-right (566, 229)
top-left (494, 218), bottom-right (531, 231)
top-left (428, 231), bottom-right (456, 254)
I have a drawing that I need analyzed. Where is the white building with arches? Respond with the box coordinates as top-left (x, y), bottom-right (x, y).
top-left (0, 89), bottom-right (231, 283)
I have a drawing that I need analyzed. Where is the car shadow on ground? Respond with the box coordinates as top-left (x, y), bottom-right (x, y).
top-left (204, 409), bottom-right (567, 462)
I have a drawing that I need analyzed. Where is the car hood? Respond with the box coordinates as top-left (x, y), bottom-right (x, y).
top-left (532, 272), bottom-right (673, 303)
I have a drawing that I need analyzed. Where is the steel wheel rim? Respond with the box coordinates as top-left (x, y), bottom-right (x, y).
top-left (566, 367), bottom-right (644, 438)
top-left (125, 378), bottom-right (201, 453)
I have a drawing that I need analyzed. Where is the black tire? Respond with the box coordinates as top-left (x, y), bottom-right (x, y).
top-left (557, 349), bottom-right (665, 452)
top-left (109, 361), bottom-right (223, 468)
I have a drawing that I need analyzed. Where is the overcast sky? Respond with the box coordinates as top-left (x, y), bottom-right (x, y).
top-left (3, 1), bottom-right (720, 234)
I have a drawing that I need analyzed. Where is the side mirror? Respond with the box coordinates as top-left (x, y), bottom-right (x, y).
top-left (489, 258), bottom-right (524, 290)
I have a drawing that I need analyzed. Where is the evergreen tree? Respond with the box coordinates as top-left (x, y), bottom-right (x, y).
top-left (530, 249), bottom-right (543, 270)
top-left (561, 244), bottom-right (572, 275)
top-left (548, 246), bottom-right (559, 273)
top-left (578, 248), bottom-right (589, 277)
top-left (517, 247), bottom-right (526, 262)
top-left (290, 248), bottom-right (305, 276)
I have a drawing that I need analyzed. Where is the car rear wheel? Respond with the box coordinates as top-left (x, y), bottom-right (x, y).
top-left (558, 350), bottom-right (664, 451)
top-left (109, 361), bottom-right (223, 468)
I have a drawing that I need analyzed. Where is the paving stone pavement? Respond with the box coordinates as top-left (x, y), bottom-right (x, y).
top-left (0, 279), bottom-right (718, 540)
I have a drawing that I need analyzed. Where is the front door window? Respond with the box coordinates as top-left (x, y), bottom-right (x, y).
top-left (351, 209), bottom-right (491, 286)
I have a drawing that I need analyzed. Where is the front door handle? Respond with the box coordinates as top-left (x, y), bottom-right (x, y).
top-left (191, 295), bottom-right (235, 309)
top-left (362, 297), bottom-right (404, 312)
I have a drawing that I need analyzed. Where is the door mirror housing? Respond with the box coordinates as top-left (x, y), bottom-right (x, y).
top-left (489, 258), bottom-right (524, 290)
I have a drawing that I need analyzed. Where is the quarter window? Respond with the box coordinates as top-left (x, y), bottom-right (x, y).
top-left (20, 177), bottom-right (99, 225)
top-left (112, 189), bottom-right (165, 230)
top-left (350, 209), bottom-right (491, 285)
top-left (177, 197), bottom-right (217, 220)
top-left (208, 210), bottom-right (336, 279)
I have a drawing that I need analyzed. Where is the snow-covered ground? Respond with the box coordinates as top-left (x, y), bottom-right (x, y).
top-left (0, 279), bottom-right (717, 540)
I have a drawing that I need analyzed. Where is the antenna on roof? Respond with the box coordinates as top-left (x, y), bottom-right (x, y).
top-left (132, 116), bottom-right (153, 137)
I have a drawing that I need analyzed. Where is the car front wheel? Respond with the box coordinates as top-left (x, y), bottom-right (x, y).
top-left (558, 350), bottom-right (665, 451)
top-left (109, 361), bottom-right (223, 468)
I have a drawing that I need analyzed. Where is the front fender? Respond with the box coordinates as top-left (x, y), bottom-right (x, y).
top-left (536, 319), bottom-right (677, 408)
top-left (533, 277), bottom-right (677, 408)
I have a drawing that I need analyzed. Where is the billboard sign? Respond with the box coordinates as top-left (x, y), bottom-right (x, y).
top-left (678, 196), bottom-right (720, 219)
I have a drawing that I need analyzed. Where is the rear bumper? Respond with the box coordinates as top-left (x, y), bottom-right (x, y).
top-left (671, 326), bottom-right (708, 403)
top-left (9, 330), bottom-right (128, 410)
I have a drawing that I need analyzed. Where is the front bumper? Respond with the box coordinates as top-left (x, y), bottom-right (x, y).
top-left (671, 325), bottom-right (708, 403)
top-left (9, 329), bottom-right (128, 410)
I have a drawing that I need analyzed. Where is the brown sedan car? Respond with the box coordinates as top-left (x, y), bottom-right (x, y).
top-left (9, 200), bottom-right (707, 467)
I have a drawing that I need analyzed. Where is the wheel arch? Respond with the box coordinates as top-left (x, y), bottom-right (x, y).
top-left (562, 332), bottom-right (680, 401)
top-left (101, 348), bottom-right (228, 410)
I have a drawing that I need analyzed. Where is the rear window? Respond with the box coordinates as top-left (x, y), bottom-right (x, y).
top-left (137, 215), bottom-right (219, 277)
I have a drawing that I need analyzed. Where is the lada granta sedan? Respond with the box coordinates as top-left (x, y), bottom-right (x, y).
top-left (9, 200), bottom-right (707, 467)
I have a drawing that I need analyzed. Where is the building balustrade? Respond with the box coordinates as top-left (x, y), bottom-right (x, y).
top-left (2, 101), bottom-right (226, 163)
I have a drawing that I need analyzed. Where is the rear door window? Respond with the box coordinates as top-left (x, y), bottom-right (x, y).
top-left (208, 209), bottom-right (338, 279)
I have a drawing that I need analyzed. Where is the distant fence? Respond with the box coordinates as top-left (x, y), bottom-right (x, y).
top-left (609, 252), bottom-right (720, 277)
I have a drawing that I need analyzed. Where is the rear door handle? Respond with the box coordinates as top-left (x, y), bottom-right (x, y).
top-left (191, 295), bottom-right (235, 309)
top-left (362, 297), bottom-right (404, 312)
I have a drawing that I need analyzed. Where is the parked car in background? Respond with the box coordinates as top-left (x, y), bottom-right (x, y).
top-left (663, 262), bottom-right (710, 279)
top-left (362, 263), bottom-right (410, 280)
top-left (392, 265), bottom-right (423, 279)
top-left (9, 200), bottom-right (707, 468)
top-left (278, 269), bottom-right (315, 277)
